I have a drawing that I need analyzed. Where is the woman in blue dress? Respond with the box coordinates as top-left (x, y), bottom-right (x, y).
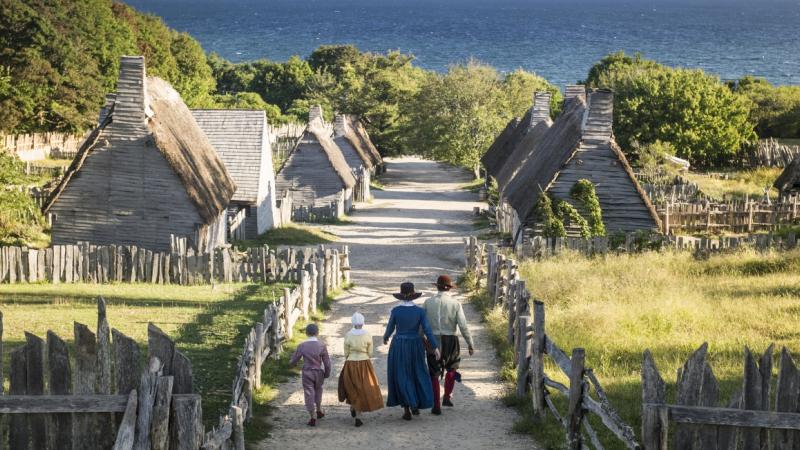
top-left (383, 282), bottom-right (440, 420)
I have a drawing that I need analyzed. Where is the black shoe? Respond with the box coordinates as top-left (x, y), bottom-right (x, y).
top-left (355, 418), bottom-right (363, 427)
top-left (432, 407), bottom-right (442, 415)
top-left (350, 407), bottom-right (356, 418)
top-left (402, 407), bottom-right (412, 421)
top-left (411, 408), bottom-right (420, 416)
top-left (442, 397), bottom-right (454, 407)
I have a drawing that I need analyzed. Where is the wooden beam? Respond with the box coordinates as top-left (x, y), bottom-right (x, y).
top-left (0, 395), bottom-right (129, 413)
top-left (652, 404), bottom-right (800, 429)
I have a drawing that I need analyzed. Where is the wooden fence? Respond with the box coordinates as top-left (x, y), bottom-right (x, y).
top-left (292, 201), bottom-right (342, 223)
top-left (0, 297), bottom-right (204, 449)
top-left (642, 343), bottom-right (800, 450)
top-left (661, 196), bottom-right (800, 234)
top-left (743, 138), bottom-right (800, 168)
top-left (468, 239), bottom-right (640, 449)
top-left (512, 231), bottom-right (799, 260)
top-left (275, 190), bottom-right (293, 228)
top-left (227, 208), bottom-right (248, 243)
top-left (0, 242), bottom-right (351, 286)
top-left (1, 132), bottom-right (85, 161)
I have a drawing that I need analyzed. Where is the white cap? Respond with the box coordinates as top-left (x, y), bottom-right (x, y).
top-left (351, 312), bottom-right (365, 327)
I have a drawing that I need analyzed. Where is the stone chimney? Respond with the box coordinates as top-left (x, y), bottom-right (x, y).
top-left (333, 114), bottom-right (349, 137)
top-left (582, 89), bottom-right (614, 143)
top-left (564, 84), bottom-right (586, 106)
top-left (529, 92), bottom-right (551, 129)
top-left (115, 56), bottom-right (147, 124)
top-left (308, 105), bottom-right (324, 124)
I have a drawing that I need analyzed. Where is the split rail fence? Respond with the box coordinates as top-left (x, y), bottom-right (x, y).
top-left (466, 237), bottom-right (640, 449)
top-left (0, 241), bottom-right (351, 286)
top-left (642, 343), bottom-right (800, 450)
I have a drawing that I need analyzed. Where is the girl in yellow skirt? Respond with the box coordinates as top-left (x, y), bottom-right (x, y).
top-left (338, 312), bottom-right (384, 427)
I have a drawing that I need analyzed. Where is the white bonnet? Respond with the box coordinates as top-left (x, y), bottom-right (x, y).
top-left (351, 312), bottom-right (365, 327)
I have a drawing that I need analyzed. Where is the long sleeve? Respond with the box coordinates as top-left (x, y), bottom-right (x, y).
top-left (289, 347), bottom-right (302, 367)
top-left (321, 345), bottom-right (332, 378)
top-left (456, 304), bottom-right (474, 348)
top-left (420, 311), bottom-right (438, 349)
top-left (343, 335), bottom-right (351, 360)
top-left (366, 336), bottom-right (373, 357)
top-left (383, 310), bottom-right (396, 343)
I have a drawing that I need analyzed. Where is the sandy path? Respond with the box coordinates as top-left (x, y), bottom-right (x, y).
top-left (255, 157), bottom-right (535, 449)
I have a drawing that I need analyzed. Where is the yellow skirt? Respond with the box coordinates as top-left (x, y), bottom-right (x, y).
top-left (338, 360), bottom-right (384, 412)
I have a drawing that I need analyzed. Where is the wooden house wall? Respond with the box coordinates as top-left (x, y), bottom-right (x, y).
top-left (50, 133), bottom-right (208, 251)
top-left (275, 142), bottom-right (347, 209)
top-left (547, 142), bottom-right (657, 232)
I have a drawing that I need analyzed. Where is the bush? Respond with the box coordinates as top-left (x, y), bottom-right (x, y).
top-left (585, 52), bottom-right (756, 168)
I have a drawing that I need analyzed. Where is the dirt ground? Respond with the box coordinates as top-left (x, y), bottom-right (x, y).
top-left (255, 157), bottom-right (535, 449)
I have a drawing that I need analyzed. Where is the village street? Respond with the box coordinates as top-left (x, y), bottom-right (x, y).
top-left (256, 156), bottom-right (535, 449)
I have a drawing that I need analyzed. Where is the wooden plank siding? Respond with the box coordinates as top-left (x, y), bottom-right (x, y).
top-left (276, 138), bottom-right (349, 210)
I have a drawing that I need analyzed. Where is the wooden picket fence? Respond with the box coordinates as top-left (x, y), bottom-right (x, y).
top-left (0, 297), bottom-right (203, 449)
top-left (661, 196), bottom-right (800, 234)
top-left (0, 242), bottom-right (351, 286)
top-left (514, 231), bottom-right (799, 260)
top-left (642, 344), bottom-right (800, 450)
top-left (472, 241), bottom-right (640, 449)
top-left (292, 201), bottom-right (342, 223)
top-left (743, 138), bottom-right (800, 168)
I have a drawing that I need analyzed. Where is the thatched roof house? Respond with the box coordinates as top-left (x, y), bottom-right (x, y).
top-left (494, 92), bottom-right (554, 191)
top-left (44, 56), bottom-right (236, 252)
top-left (481, 116), bottom-right (524, 180)
top-left (333, 114), bottom-right (375, 202)
top-left (774, 154), bottom-right (800, 195)
top-left (192, 109), bottom-right (279, 239)
top-left (275, 106), bottom-right (356, 219)
top-left (504, 89), bottom-right (660, 236)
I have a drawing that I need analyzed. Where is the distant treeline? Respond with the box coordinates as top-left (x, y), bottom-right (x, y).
top-left (1, 0), bottom-right (798, 172)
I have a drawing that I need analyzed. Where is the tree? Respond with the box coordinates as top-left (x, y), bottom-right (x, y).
top-left (213, 92), bottom-right (283, 123)
top-left (734, 76), bottom-right (800, 138)
top-left (502, 69), bottom-right (563, 118)
top-left (404, 61), bottom-right (510, 177)
top-left (586, 52), bottom-right (756, 167)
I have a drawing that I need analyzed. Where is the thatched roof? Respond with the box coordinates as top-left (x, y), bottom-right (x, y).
top-left (306, 116), bottom-right (357, 189)
top-left (494, 92), bottom-right (553, 190)
top-left (334, 114), bottom-right (375, 169)
top-left (481, 114), bottom-right (526, 178)
top-left (191, 109), bottom-right (270, 204)
top-left (774, 154), bottom-right (800, 194)
top-left (505, 90), bottom-right (660, 230)
top-left (349, 117), bottom-right (383, 167)
top-left (44, 56), bottom-right (236, 223)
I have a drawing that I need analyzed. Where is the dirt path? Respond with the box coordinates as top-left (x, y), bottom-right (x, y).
top-left (255, 157), bottom-right (535, 449)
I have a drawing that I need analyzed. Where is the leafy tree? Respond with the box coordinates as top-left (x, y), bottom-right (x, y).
top-left (586, 52), bottom-right (756, 167)
top-left (734, 76), bottom-right (800, 138)
top-left (404, 61), bottom-right (510, 177)
top-left (213, 92), bottom-right (283, 123)
top-left (502, 69), bottom-right (563, 118)
top-left (307, 45), bottom-right (362, 78)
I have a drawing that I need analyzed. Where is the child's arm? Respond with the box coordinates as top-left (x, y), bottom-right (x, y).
top-left (289, 346), bottom-right (302, 367)
top-left (321, 345), bottom-right (332, 378)
top-left (343, 336), bottom-right (351, 360)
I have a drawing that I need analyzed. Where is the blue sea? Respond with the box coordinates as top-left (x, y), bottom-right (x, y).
top-left (126, 0), bottom-right (800, 87)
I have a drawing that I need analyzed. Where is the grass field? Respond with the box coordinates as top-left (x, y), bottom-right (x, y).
top-left (472, 248), bottom-right (800, 448)
top-left (682, 167), bottom-right (783, 200)
top-left (234, 223), bottom-right (338, 249)
top-left (0, 281), bottom-right (293, 426)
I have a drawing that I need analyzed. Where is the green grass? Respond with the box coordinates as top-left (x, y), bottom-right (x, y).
top-left (370, 179), bottom-right (386, 191)
top-left (461, 177), bottom-right (486, 192)
top-left (682, 167), bottom-right (783, 200)
top-left (503, 249), bottom-right (800, 448)
top-left (0, 281), bottom-right (293, 428)
top-left (235, 224), bottom-right (338, 249)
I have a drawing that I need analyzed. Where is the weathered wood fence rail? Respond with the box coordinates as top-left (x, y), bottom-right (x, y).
top-left (467, 238), bottom-right (640, 449)
top-left (660, 196), bottom-right (800, 235)
top-left (0, 242), bottom-right (351, 286)
top-left (292, 201), bottom-right (342, 223)
top-left (203, 243), bottom-right (347, 448)
top-left (0, 297), bottom-right (203, 449)
top-left (642, 343), bottom-right (800, 450)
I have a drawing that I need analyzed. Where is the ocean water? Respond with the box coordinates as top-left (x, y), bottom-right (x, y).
top-left (126, 0), bottom-right (800, 87)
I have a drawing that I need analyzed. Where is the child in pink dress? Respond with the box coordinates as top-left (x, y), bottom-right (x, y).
top-left (289, 323), bottom-right (332, 426)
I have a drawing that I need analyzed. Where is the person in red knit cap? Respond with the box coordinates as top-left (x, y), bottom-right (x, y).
top-left (423, 274), bottom-right (475, 415)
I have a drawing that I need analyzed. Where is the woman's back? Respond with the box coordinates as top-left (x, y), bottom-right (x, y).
top-left (388, 305), bottom-right (426, 335)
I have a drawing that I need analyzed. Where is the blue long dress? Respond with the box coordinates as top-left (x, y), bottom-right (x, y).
top-left (383, 303), bottom-right (439, 409)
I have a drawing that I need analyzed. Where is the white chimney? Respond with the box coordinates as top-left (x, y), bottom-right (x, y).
top-left (529, 92), bottom-right (551, 129)
top-left (115, 56), bottom-right (147, 123)
top-left (334, 114), bottom-right (349, 137)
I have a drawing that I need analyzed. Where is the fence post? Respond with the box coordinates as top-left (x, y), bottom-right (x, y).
top-left (300, 269), bottom-right (310, 320)
top-left (516, 315), bottom-right (530, 397)
top-left (641, 350), bottom-right (668, 450)
top-left (283, 288), bottom-right (292, 340)
top-left (307, 262), bottom-right (318, 314)
top-left (254, 322), bottom-right (264, 389)
top-left (531, 301), bottom-right (546, 419)
top-left (566, 348), bottom-right (586, 450)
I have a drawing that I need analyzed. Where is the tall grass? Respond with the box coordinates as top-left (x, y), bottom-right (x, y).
top-left (514, 248), bottom-right (800, 448)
